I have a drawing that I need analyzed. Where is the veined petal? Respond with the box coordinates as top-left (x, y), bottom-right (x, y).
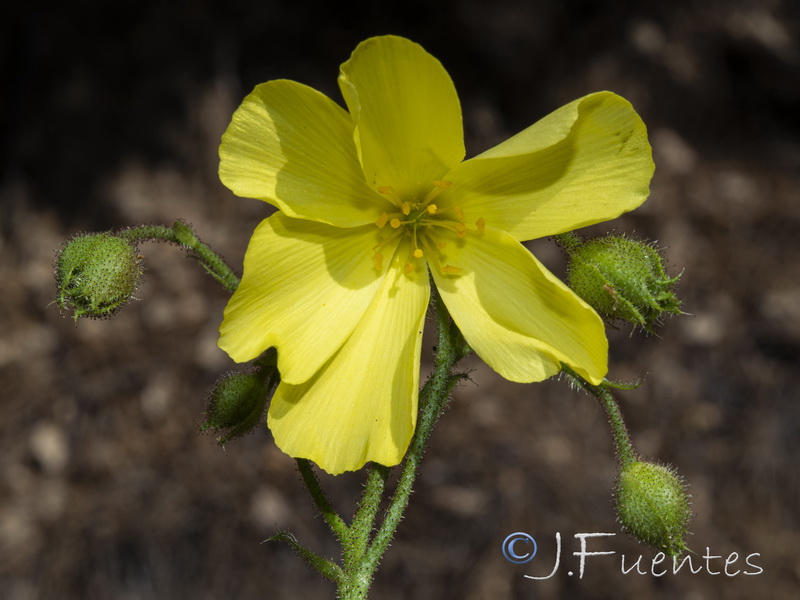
top-left (438, 92), bottom-right (654, 241)
top-left (219, 79), bottom-right (391, 227)
top-left (268, 242), bottom-right (430, 475)
top-left (430, 227), bottom-right (607, 384)
top-left (218, 213), bottom-right (400, 384)
top-left (338, 35), bottom-right (465, 200)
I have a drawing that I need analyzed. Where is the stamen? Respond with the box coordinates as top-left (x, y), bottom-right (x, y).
top-left (420, 236), bottom-right (442, 272)
top-left (422, 180), bottom-right (453, 204)
top-left (424, 220), bottom-right (462, 234)
top-left (413, 248), bottom-right (423, 258)
top-left (453, 205), bottom-right (465, 222)
top-left (475, 217), bottom-right (485, 234)
top-left (375, 212), bottom-right (389, 228)
top-left (404, 263), bottom-right (414, 274)
top-left (390, 217), bottom-right (402, 229)
top-left (377, 185), bottom-right (403, 207)
top-left (372, 252), bottom-right (384, 270)
top-left (426, 204), bottom-right (438, 215)
top-left (401, 202), bottom-right (412, 216)
top-left (442, 265), bottom-right (462, 274)
top-left (438, 242), bottom-right (447, 249)
top-left (373, 228), bottom-right (405, 253)
top-left (455, 222), bottom-right (466, 238)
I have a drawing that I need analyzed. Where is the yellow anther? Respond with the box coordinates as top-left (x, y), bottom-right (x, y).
top-left (375, 212), bottom-right (389, 228)
top-left (404, 263), bottom-right (414, 274)
top-left (423, 180), bottom-right (453, 203)
top-left (377, 185), bottom-right (403, 206)
top-left (442, 265), bottom-right (462, 274)
top-left (426, 204), bottom-right (438, 215)
top-left (475, 217), bottom-right (485, 234)
top-left (438, 241), bottom-right (447, 249)
top-left (390, 217), bottom-right (402, 229)
top-left (401, 202), bottom-right (411, 216)
top-left (372, 252), bottom-right (384, 270)
top-left (413, 248), bottom-right (423, 259)
top-left (455, 222), bottom-right (466, 237)
top-left (454, 206), bottom-right (465, 221)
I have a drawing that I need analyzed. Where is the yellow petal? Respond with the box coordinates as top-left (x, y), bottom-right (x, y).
top-left (429, 226), bottom-right (607, 384)
top-left (268, 242), bottom-right (430, 475)
top-left (438, 92), bottom-right (654, 241)
top-left (219, 79), bottom-right (391, 227)
top-left (338, 35), bottom-right (465, 200)
top-left (218, 213), bottom-right (400, 384)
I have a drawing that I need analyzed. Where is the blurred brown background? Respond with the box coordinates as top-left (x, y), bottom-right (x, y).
top-left (2, 1), bottom-right (798, 598)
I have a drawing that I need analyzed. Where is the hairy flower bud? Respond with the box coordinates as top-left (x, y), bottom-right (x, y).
top-left (615, 460), bottom-right (692, 557)
top-left (55, 233), bottom-right (142, 319)
top-left (201, 371), bottom-right (269, 444)
top-left (564, 234), bottom-right (681, 332)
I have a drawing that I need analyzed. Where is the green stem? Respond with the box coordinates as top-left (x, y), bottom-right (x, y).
top-left (119, 220), bottom-right (240, 292)
top-left (345, 464), bottom-right (390, 571)
top-left (269, 531), bottom-right (344, 584)
top-left (562, 366), bottom-right (637, 468)
top-left (296, 458), bottom-right (349, 544)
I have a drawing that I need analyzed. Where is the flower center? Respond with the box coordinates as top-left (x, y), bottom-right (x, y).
top-left (370, 181), bottom-right (485, 274)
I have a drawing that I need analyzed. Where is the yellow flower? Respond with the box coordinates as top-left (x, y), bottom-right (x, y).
top-left (218, 36), bottom-right (654, 475)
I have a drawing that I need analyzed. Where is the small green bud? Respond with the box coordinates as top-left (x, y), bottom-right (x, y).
top-left (615, 460), bottom-right (692, 557)
top-left (564, 234), bottom-right (681, 333)
top-left (55, 233), bottom-right (142, 319)
top-left (201, 371), bottom-right (269, 444)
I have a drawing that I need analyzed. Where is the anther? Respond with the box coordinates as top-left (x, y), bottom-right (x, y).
top-left (377, 185), bottom-right (403, 207)
top-left (390, 218), bottom-right (402, 229)
top-left (413, 248), bottom-right (423, 259)
top-left (423, 180), bottom-right (453, 203)
top-left (455, 222), bottom-right (466, 237)
top-left (475, 217), bottom-right (485, 234)
top-left (401, 202), bottom-right (411, 216)
top-left (426, 204), bottom-right (438, 215)
top-left (375, 212), bottom-right (389, 228)
top-left (404, 263), bottom-right (414, 274)
top-left (442, 265), bottom-right (462, 274)
top-left (453, 206), bottom-right (465, 221)
top-left (372, 252), bottom-right (384, 270)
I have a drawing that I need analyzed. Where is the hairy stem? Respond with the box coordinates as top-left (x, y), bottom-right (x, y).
top-left (119, 220), bottom-right (240, 292)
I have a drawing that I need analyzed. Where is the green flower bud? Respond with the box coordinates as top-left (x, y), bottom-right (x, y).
top-left (201, 371), bottom-right (269, 445)
top-left (55, 233), bottom-right (142, 319)
top-left (564, 234), bottom-right (681, 333)
top-left (615, 460), bottom-right (692, 557)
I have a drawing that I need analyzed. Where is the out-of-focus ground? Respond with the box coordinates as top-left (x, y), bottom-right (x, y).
top-left (2, 1), bottom-right (799, 598)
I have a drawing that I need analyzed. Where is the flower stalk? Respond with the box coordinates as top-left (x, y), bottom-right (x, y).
top-left (561, 365), bottom-right (637, 468)
top-left (119, 220), bottom-right (240, 293)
